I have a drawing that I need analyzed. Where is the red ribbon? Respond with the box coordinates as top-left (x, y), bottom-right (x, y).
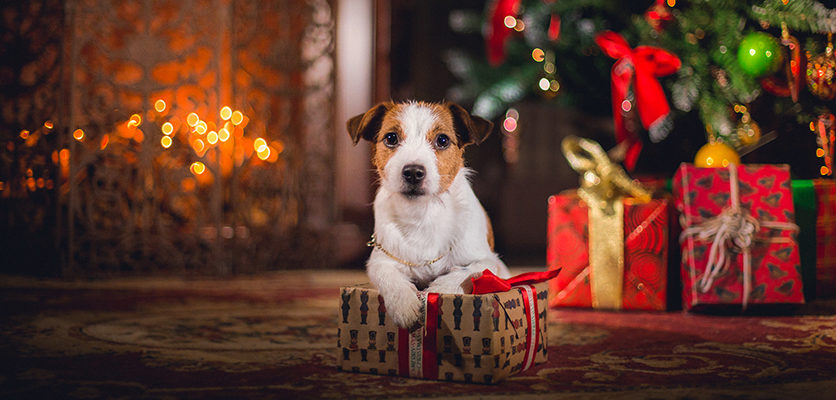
top-left (595, 31), bottom-right (681, 171)
top-left (471, 268), bottom-right (560, 295)
top-left (485, 0), bottom-right (521, 66)
top-left (397, 293), bottom-right (439, 379)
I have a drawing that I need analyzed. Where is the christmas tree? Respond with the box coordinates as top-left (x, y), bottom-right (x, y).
top-left (446, 0), bottom-right (836, 177)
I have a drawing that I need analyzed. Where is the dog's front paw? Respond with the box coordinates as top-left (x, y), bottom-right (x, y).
top-left (426, 273), bottom-right (469, 294)
top-left (383, 290), bottom-right (423, 328)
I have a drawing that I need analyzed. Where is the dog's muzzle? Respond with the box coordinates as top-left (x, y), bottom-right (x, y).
top-left (401, 164), bottom-right (425, 197)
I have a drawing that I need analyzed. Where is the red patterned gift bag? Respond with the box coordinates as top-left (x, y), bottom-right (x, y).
top-left (673, 163), bottom-right (804, 310)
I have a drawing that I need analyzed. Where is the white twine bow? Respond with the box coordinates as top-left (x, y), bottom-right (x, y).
top-left (680, 164), bottom-right (798, 309)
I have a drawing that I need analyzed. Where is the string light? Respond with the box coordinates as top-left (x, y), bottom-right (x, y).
top-left (73, 129), bottom-right (85, 141)
top-left (532, 48), bottom-right (545, 62)
top-left (161, 136), bottom-right (173, 148)
top-left (218, 128), bottom-right (230, 142)
top-left (254, 137), bottom-right (267, 151)
top-left (128, 114), bottom-right (142, 128)
top-left (207, 131), bottom-right (218, 144)
top-left (190, 161), bottom-right (206, 175)
top-left (154, 99), bottom-right (166, 112)
top-left (44, 121), bottom-right (54, 129)
top-left (187, 113), bottom-right (199, 127)
top-left (538, 78), bottom-right (550, 91)
top-left (231, 110), bottom-right (244, 125)
top-left (162, 122), bottom-right (174, 135)
top-left (257, 146), bottom-right (271, 160)
top-left (220, 106), bottom-right (232, 120)
top-left (503, 15), bottom-right (516, 29)
top-left (196, 121), bottom-right (207, 134)
top-left (818, 148), bottom-right (826, 157)
top-left (100, 134), bottom-right (109, 150)
top-left (19, 130), bottom-right (29, 139)
top-left (822, 166), bottom-right (831, 176)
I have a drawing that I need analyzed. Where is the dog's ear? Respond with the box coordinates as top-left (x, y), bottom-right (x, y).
top-left (347, 102), bottom-right (392, 145)
top-left (447, 102), bottom-right (493, 147)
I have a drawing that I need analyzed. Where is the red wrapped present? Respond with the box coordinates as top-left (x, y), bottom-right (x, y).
top-left (547, 136), bottom-right (669, 311)
top-left (815, 179), bottom-right (836, 296)
top-left (673, 163), bottom-right (804, 310)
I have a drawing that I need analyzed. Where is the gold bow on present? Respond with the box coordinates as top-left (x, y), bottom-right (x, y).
top-left (561, 136), bottom-right (650, 309)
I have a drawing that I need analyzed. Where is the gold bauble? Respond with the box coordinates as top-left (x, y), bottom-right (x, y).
top-left (736, 120), bottom-right (761, 146)
top-left (694, 142), bottom-right (740, 168)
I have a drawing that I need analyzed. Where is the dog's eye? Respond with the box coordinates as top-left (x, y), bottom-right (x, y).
top-left (383, 132), bottom-right (399, 148)
top-left (434, 134), bottom-right (451, 150)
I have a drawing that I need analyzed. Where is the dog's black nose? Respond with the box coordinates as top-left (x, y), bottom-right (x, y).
top-left (402, 164), bottom-right (425, 185)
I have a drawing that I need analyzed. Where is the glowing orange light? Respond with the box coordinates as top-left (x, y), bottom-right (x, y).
top-left (822, 166), bottom-right (831, 176)
top-left (667, 0), bottom-right (676, 6)
top-left (811, 122), bottom-right (817, 131)
top-left (27, 177), bottom-right (36, 191)
top-left (162, 122), bottom-right (174, 135)
top-left (187, 113), bottom-right (199, 127)
top-left (503, 15), bottom-right (516, 29)
top-left (253, 137), bottom-right (267, 151)
top-left (196, 121), bottom-right (207, 134)
top-left (0, 181), bottom-right (4, 191)
top-left (531, 48), bottom-right (545, 62)
top-left (190, 161), bottom-right (206, 175)
top-left (193, 138), bottom-right (206, 153)
top-left (161, 136), bottom-right (173, 148)
top-left (20, 130), bottom-right (30, 139)
top-left (218, 128), bottom-right (230, 142)
top-left (231, 110), bottom-right (244, 125)
top-left (130, 114), bottom-right (142, 126)
top-left (538, 77), bottom-right (550, 91)
top-left (73, 129), bottom-right (85, 141)
top-left (220, 106), bottom-right (233, 120)
top-left (514, 19), bottom-right (525, 32)
top-left (817, 148), bottom-right (826, 157)
top-left (36, 178), bottom-right (44, 188)
top-left (257, 145), bottom-right (271, 160)
top-left (59, 149), bottom-right (70, 164)
top-left (207, 131), bottom-right (218, 144)
top-left (100, 134), bottom-right (109, 150)
top-left (44, 121), bottom-right (54, 129)
top-left (154, 99), bottom-right (166, 112)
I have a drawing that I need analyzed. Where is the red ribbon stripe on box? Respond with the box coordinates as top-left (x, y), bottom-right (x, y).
top-left (395, 269), bottom-right (558, 379)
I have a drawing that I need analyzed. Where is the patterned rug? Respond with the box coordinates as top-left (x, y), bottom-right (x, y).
top-left (2, 269), bottom-right (836, 399)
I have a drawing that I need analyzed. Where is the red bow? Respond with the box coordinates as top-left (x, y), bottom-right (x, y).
top-left (485, 0), bottom-right (521, 66)
top-left (595, 31), bottom-right (681, 171)
top-left (471, 268), bottom-right (561, 295)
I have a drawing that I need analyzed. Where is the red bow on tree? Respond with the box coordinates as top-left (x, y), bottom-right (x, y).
top-left (595, 31), bottom-right (681, 171)
top-left (485, 0), bottom-right (521, 66)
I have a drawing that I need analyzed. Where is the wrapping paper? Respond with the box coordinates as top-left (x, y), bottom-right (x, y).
top-left (337, 281), bottom-right (548, 384)
top-left (547, 191), bottom-right (670, 310)
top-left (673, 163), bottom-right (804, 310)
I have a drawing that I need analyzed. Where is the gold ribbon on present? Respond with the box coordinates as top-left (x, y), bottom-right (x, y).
top-left (561, 136), bottom-right (651, 309)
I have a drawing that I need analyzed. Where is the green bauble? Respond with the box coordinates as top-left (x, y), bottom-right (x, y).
top-left (737, 32), bottom-right (783, 77)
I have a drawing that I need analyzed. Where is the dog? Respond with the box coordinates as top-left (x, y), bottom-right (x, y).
top-left (347, 101), bottom-right (510, 328)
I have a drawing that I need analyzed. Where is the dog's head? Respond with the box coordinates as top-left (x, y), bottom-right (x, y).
top-left (347, 101), bottom-right (493, 198)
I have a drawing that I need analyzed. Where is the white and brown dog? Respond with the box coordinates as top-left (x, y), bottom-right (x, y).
top-left (347, 101), bottom-right (510, 328)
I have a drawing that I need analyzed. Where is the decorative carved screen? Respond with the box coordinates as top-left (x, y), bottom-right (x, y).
top-left (1, 0), bottom-right (336, 275)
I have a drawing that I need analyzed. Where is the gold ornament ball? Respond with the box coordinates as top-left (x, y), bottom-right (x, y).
top-left (807, 50), bottom-right (836, 100)
top-left (736, 120), bottom-right (761, 146)
top-left (694, 142), bottom-right (741, 168)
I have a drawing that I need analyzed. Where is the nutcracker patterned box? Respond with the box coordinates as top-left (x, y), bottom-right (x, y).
top-left (547, 191), bottom-right (670, 311)
top-left (673, 163), bottom-right (805, 310)
top-left (337, 280), bottom-right (548, 384)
